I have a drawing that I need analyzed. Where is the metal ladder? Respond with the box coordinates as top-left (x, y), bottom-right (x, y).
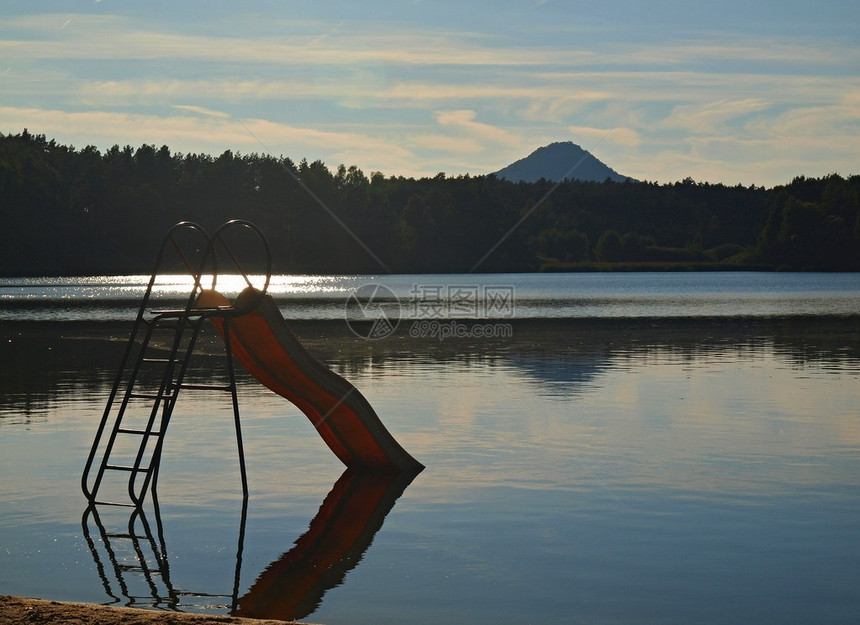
top-left (82, 220), bottom-right (271, 509)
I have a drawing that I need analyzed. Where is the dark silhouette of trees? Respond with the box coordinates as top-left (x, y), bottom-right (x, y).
top-left (1, 130), bottom-right (858, 275)
top-left (595, 231), bottom-right (623, 262)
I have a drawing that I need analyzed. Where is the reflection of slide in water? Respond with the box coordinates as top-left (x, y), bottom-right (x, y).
top-left (235, 469), bottom-right (418, 620)
top-left (82, 468), bottom-right (417, 618)
top-left (198, 287), bottom-right (424, 472)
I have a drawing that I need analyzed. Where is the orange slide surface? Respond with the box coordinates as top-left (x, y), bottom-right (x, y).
top-left (197, 288), bottom-right (423, 472)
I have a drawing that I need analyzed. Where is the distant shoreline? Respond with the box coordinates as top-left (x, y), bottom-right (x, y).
top-left (536, 262), bottom-right (838, 272)
top-left (3, 265), bottom-right (860, 279)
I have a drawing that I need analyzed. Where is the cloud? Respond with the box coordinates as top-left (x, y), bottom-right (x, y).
top-left (74, 78), bottom-right (343, 107)
top-left (566, 125), bottom-right (641, 147)
top-left (384, 83), bottom-right (609, 102)
top-left (26, 13), bottom-right (857, 73)
top-left (661, 98), bottom-right (773, 134)
top-left (408, 133), bottom-right (483, 155)
top-left (6, 11), bottom-right (857, 76)
top-left (843, 89), bottom-right (860, 107)
top-left (2, 13), bottom-right (591, 68)
top-left (171, 105), bottom-right (231, 119)
top-left (72, 77), bottom-right (617, 116)
top-left (0, 105), bottom-right (412, 164)
top-left (616, 104), bottom-right (860, 186)
top-left (619, 38), bottom-right (858, 68)
top-left (435, 110), bottom-right (522, 147)
top-left (520, 94), bottom-right (615, 124)
top-left (751, 104), bottom-right (860, 139)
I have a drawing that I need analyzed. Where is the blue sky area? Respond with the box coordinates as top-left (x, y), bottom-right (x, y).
top-left (2, 1), bottom-right (858, 185)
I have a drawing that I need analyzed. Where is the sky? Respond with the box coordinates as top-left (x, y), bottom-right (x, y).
top-left (2, 0), bottom-right (858, 186)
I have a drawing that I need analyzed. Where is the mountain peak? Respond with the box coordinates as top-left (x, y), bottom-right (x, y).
top-left (494, 141), bottom-right (633, 183)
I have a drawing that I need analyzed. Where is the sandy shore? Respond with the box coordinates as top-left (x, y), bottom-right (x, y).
top-left (0, 596), bottom-right (316, 625)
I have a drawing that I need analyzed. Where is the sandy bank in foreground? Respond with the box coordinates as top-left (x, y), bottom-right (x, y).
top-left (0, 596), bottom-right (316, 625)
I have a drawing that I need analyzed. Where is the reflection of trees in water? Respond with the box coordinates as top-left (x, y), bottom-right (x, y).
top-left (309, 317), bottom-right (860, 394)
top-left (2, 317), bottom-right (859, 420)
top-left (0, 324), bottom-right (118, 420)
top-left (769, 317), bottom-right (860, 370)
top-left (0, 322), bottom-right (236, 420)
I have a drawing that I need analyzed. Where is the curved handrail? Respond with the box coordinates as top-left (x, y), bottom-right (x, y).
top-left (140, 221), bottom-right (213, 321)
top-left (204, 219), bottom-right (272, 298)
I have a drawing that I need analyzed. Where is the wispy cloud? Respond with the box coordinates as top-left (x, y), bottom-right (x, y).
top-left (435, 110), bottom-right (522, 147)
top-left (12, 12), bottom-right (855, 71)
top-left (661, 99), bottom-right (774, 134)
top-left (3, 14), bottom-right (580, 67)
top-left (567, 125), bottom-right (641, 147)
top-left (171, 105), bottom-right (231, 119)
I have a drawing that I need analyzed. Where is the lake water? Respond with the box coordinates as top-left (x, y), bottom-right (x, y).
top-left (1, 272), bottom-right (859, 624)
top-left (3, 271), bottom-right (860, 321)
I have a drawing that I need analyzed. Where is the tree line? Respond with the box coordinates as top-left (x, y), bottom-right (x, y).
top-left (1, 129), bottom-right (858, 276)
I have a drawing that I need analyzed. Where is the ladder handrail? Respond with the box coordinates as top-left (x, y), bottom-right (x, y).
top-left (82, 219), bottom-right (272, 507)
top-left (82, 222), bottom-right (212, 501)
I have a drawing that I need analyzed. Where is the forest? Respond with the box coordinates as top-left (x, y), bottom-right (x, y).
top-left (1, 130), bottom-right (859, 276)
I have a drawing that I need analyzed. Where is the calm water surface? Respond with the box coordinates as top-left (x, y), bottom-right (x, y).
top-left (1, 273), bottom-right (859, 624)
top-left (2, 271), bottom-right (860, 320)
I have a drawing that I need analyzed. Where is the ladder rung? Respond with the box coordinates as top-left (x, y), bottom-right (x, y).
top-left (141, 357), bottom-right (184, 364)
top-left (117, 428), bottom-right (162, 436)
top-left (177, 383), bottom-right (233, 392)
top-left (128, 392), bottom-right (173, 400)
top-left (105, 464), bottom-right (151, 473)
top-left (92, 500), bottom-right (137, 508)
top-left (119, 565), bottom-right (156, 574)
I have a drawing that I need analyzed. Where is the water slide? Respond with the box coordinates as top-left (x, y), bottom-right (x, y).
top-left (197, 287), bottom-right (424, 472)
